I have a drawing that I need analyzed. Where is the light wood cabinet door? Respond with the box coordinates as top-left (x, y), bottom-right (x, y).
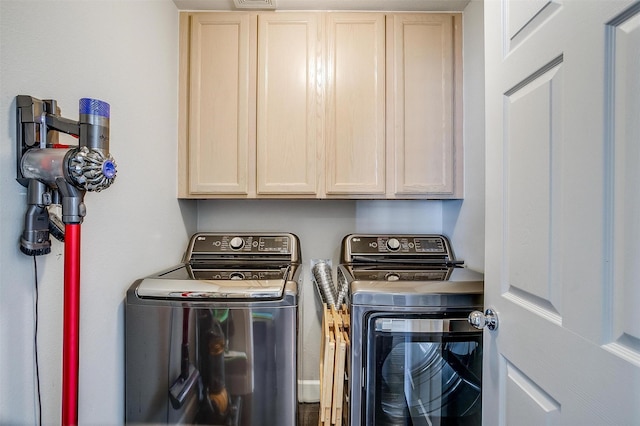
top-left (387, 13), bottom-right (462, 198)
top-left (184, 13), bottom-right (256, 196)
top-left (256, 13), bottom-right (321, 195)
top-left (325, 13), bottom-right (386, 196)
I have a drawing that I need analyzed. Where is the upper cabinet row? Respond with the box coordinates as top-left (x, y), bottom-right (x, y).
top-left (178, 12), bottom-right (462, 199)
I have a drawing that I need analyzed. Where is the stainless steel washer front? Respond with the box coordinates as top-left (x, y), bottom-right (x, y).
top-left (125, 233), bottom-right (300, 426)
top-left (338, 234), bottom-right (484, 426)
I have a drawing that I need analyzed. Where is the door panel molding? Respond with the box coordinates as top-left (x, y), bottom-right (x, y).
top-left (505, 0), bottom-right (562, 53)
top-left (605, 2), bottom-right (640, 359)
top-left (604, 339), bottom-right (640, 368)
top-left (503, 289), bottom-right (561, 325)
top-left (503, 57), bottom-right (563, 317)
top-left (503, 54), bottom-right (563, 97)
top-left (504, 359), bottom-right (561, 425)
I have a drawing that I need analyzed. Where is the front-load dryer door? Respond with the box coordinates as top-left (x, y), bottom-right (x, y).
top-left (363, 313), bottom-right (482, 426)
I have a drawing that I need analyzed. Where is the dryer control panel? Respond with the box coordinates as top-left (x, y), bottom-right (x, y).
top-left (340, 234), bottom-right (462, 267)
top-left (344, 234), bottom-right (450, 255)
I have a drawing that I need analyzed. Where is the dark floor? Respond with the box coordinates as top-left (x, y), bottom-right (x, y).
top-left (298, 403), bottom-right (320, 426)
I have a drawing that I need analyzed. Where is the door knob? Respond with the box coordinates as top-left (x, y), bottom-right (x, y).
top-left (468, 308), bottom-right (498, 331)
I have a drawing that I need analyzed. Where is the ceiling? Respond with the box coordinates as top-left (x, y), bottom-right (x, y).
top-left (173, 0), bottom-right (472, 12)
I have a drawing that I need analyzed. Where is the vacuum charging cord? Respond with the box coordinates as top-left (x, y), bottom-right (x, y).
top-left (32, 255), bottom-right (42, 426)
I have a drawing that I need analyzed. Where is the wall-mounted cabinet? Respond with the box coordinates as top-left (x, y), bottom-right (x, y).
top-left (178, 11), bottom-right (462, 199)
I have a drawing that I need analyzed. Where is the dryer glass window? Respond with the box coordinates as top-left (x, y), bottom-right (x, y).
top-left (365, 314), bottom-right (482, 426)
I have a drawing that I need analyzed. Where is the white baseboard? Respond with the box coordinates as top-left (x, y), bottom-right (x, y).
top-left (297, 379), bottom-right (320, 402)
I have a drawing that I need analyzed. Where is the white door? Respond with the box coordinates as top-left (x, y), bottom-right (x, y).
top-left (484, 0), bottom-right (640, 424)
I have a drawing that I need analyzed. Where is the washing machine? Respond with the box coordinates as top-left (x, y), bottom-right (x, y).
top-left (125, 232), bottom-right (300, 425)
top-left (338, 234), bottom-right (484, 426)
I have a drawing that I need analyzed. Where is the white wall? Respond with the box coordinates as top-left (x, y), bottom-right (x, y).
top-left (0, 1), bottom-right (195, 424)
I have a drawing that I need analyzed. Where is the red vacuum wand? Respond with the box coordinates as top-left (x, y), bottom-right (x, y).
top-left (62, 224), bottom-right (81, 426)
top-left (16, 96), bottom-right (116, 425)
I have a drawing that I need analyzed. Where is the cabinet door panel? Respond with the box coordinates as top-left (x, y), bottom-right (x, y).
top-left (326, 13), bottom-right (386, 195)
top-left (257, 13), bottom-right (320, 195)
top-left (188, 13), bottom-right (254, 195)
top-left (389, 14), bottom-right (461, 196)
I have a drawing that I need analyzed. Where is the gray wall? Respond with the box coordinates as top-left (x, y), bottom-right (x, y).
top-left (0, 1), bottom-right (196, 424)
top-left (444, 0), bottom-right (485, 272)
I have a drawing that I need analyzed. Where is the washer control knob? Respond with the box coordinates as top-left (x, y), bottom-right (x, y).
top-left (229, 237), bottom-right (244, 250)
top-left (386, 238), bottom-right (401, 251)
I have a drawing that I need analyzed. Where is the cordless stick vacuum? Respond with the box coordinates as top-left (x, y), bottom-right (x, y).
top-left (16, 96), bottom-right (117, 426)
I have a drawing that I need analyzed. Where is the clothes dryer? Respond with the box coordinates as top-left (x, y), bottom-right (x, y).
top-left (338, 234), bottom-right (483, 426)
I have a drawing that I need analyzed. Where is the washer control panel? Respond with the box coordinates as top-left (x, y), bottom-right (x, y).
top-left (189, 233), bottom-right (293, 255)
top-left (192, 269), bottom-right (286, 280)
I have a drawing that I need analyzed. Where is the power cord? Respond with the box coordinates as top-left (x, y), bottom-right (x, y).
top-left (33, 255), bottom-right (42, 426)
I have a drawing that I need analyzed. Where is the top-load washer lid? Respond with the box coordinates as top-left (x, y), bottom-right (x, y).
top-left (136, 278), bottom-right (287, 299)
top-left (135, 264), bottom-right (293, 299)
top-left (133, 232), bottom-right (301, 300)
